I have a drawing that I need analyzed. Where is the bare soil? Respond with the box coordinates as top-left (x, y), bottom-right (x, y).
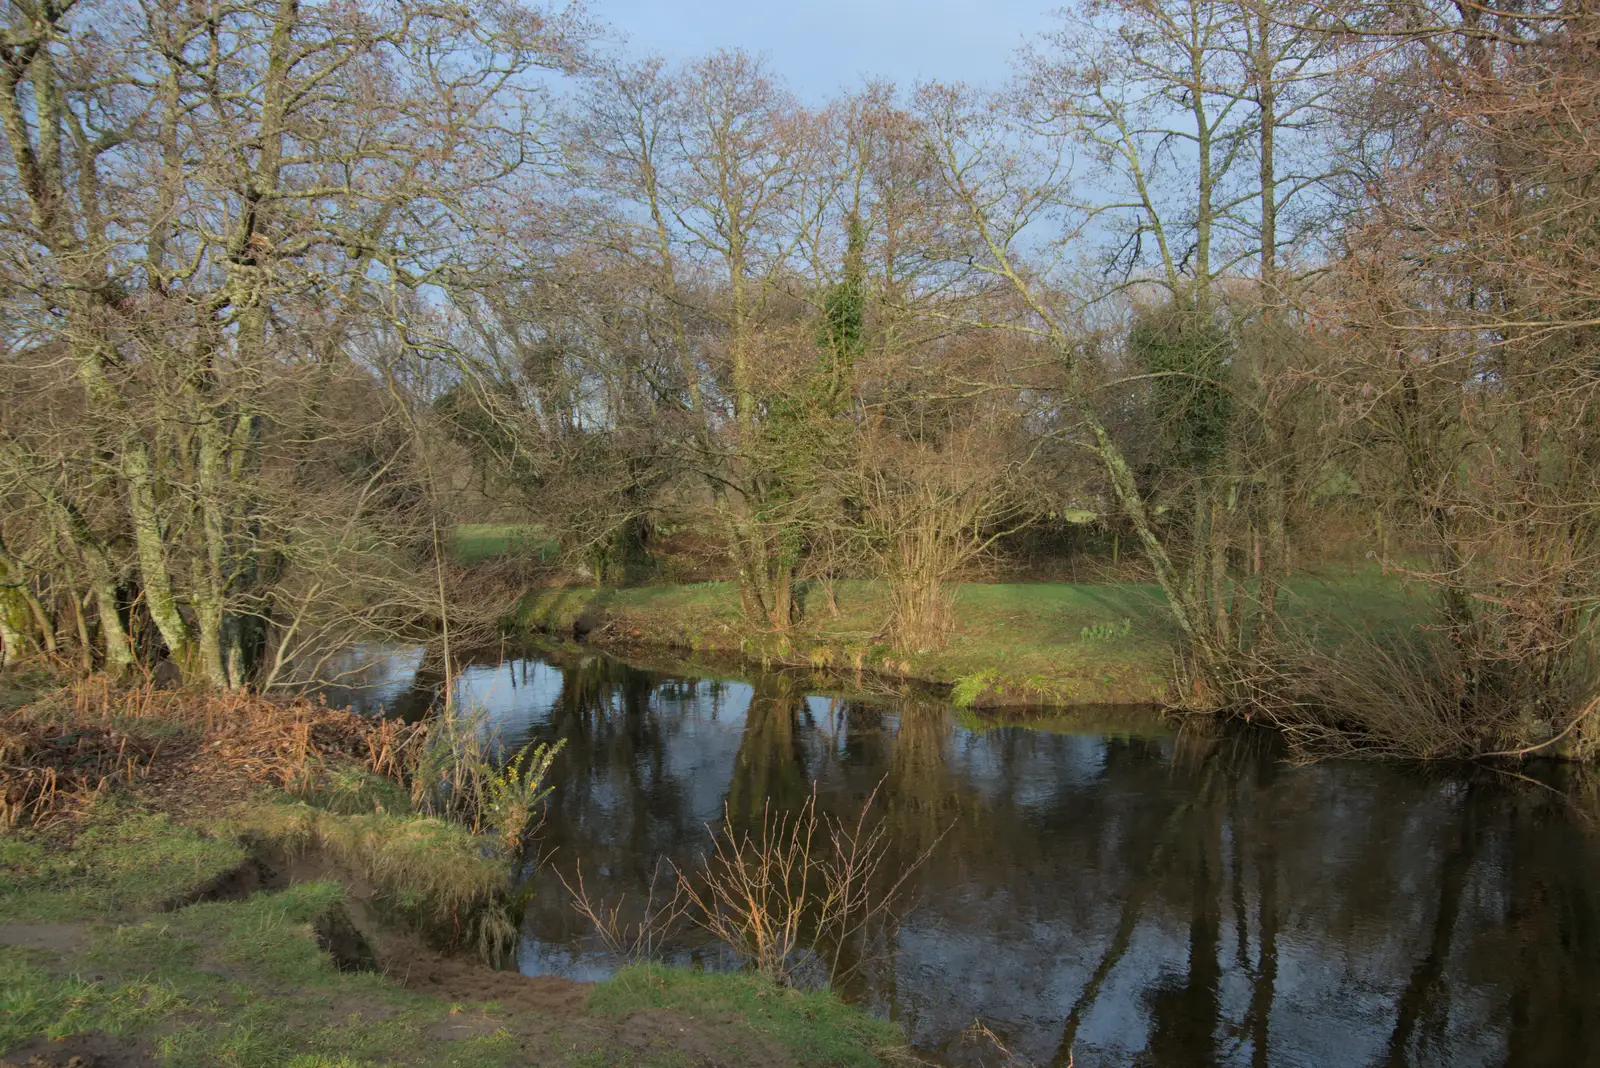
top-left (0, 1033), bottom-right (154, 1068)
top-left (0, 922), bottom-right (88, 956)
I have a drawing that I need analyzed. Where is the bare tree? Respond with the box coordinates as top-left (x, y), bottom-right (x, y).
top-left (0, 0), bottom-right (584, 685)
top-left (1302, 0), bottom-right (1600, 747)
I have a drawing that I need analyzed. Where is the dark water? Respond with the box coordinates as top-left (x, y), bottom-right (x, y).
top-left (327, 643), bottom-right (1600, 1068)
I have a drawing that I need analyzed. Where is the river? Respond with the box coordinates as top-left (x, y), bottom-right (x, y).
top-left (320, 641), bottom-right (1600, 1068)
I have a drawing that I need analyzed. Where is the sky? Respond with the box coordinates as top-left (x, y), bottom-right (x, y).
top-left (588, 0), bottom-right (1059, 101)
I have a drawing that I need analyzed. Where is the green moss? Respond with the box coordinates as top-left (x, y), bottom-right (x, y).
top-left (590, 964), bottom-right (905, 1068)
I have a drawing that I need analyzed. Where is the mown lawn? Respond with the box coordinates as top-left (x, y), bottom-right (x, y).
top-left (518, 567), bottom-right (1432, 706)
top-left (452, 524), bottom-right (558, 566)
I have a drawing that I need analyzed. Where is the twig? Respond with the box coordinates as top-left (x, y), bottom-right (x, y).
top-left (1481, 695), bottom-right (1600, 759)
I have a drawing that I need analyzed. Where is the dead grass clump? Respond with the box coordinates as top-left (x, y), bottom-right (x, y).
top-left (0, 717), bottom-right (164, 829)
top-left (1, 677), bottom-right (427, 828)
top-left (81, 682), bottom-right (403, 789)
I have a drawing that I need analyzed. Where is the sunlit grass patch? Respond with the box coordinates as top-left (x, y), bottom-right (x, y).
top-left (517, 572), bottom-right (1430, 707)
top-left (453, 523), bottom-right (557, 565)
top-left (0, 807), bottom-right (247, 922)
top-left (590, 963), bottom-right (906, 1068)
top-left (0, 953), bottom-right (187, 1049)
top-left (519, 579), bottom-right (1178, 702)
top-left (225, 798), bottom-right (519, 963)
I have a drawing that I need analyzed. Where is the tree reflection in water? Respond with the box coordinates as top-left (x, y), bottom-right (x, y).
top-left (341, 643), bottom-right (1600, 1068)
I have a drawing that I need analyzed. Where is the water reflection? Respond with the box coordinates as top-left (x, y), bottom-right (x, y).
top-left (329, 643), bottom-right (1600, 1068)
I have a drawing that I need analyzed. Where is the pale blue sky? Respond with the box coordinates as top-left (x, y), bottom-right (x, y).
top-left (591, 0), bottom-right (1058, 100)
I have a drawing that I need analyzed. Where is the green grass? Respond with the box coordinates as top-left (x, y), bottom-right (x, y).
top-left (517, 568), bottom-right (1432, 707)
top-left (0, 805), bottom-right (906, 1067)
top-left (222, 796), bottom-right (522, 963)
top-left (0, 664), bottom-right (59, 713)
top-left (452, 524), bottom-right (557, 566)
top-left (1, 878), bottom-right (538, 1067)
top-left (590, 963), bottom-right (905, 1068)
top-left (1, 954), bottom-right (189, 1050)
top-left (518, 578), bottom-right (1176, 703)
top-left (0, 807), bottom-right (247, 923)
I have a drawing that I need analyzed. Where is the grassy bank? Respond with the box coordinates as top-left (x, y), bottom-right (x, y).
top-left (0, 682), bottom-right (907, 1068)
top-left (0, 805), bottom-right (904, 1067)
top-left (518, 572), bottom-right (1427, 707)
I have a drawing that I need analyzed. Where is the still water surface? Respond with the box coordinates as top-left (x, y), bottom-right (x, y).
top-left (326, 643), bottom-right (1600, 1068)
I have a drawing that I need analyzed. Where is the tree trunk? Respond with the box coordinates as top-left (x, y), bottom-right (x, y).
top-left (1253, 465), bottom-right (1287, 647)
top-left (0, 534), bottom-right (54, 656)
top-left (87, 564), bottom-right (134, 674)
top-left (1188, 479), bottom-right (1214, 627)
top-left (194, 596), bottom-right (232, 690)
top-left (768, 558), bottom-right (793, 631)
top-left (71, 589), bottom-right (93, 673)
top-left (0, 580), bottom-right (31, 666)
top-left (1085, 409), bottom-right (1214, 665)
top-left (1210, 477), bottom-right (1232, 646)
top-left (123, 441), bottom-right (194, 667)
top-left (45, 490), bottom-right (134, 673)
top-left (194, 411), bottom-right (236, 689)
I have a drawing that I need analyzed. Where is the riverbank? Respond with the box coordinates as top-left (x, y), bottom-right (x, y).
top-left (0, 680), bottom-right (906, 1068)
top-left (517, 573), bottom-right (1423, 708)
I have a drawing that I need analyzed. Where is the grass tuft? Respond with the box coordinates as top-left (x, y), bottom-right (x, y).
top-left (0, 954), bottom-right (187, 1049)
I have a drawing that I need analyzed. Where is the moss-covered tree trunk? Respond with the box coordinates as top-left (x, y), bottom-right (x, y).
top-left (45, 490), bottom-right (134, 674)
top-left (0, 563), bottom-right (33, 666)
top-left (0, 533), bottom-right (54, 659)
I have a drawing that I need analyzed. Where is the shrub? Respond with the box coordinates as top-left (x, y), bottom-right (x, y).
top-left (483, 739), bottom-right (565, 855)
top-left (675, 783), bottom-right (943, 987)
top-left (1233, 622), bottom-right (1600, 760)
top-left (950, 670), bottom-right (997, 709)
